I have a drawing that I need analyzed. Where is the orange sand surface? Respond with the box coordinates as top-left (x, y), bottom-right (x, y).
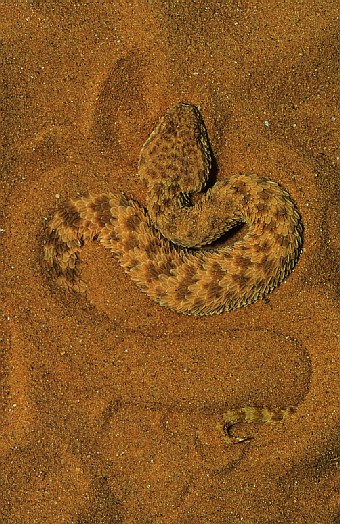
top-left (0, 2), bottom-right (339, 522)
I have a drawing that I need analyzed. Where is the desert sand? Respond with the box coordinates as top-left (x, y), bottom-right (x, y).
top-left (0, 1), bottom-right (339, 523)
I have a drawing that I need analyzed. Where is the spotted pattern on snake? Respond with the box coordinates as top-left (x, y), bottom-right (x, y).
top-left (43, 103), bottom-right (303, 316)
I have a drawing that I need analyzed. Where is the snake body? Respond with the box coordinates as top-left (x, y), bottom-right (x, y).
top-left (43, 103), bottom-right (303, 316)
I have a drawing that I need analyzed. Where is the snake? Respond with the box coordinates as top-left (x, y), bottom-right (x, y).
top-left (43, 103), bottom-right (303, 317)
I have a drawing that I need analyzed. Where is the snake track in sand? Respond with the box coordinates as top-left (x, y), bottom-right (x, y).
top-left (43, 103), bottom-right (303, 316)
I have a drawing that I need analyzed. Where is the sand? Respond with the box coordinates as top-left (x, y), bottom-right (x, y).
top-left (0, 1), bottom-right (339, 522)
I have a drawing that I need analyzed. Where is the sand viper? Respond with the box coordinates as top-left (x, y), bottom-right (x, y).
top-left (43, 103), bottom-right (303, 316)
